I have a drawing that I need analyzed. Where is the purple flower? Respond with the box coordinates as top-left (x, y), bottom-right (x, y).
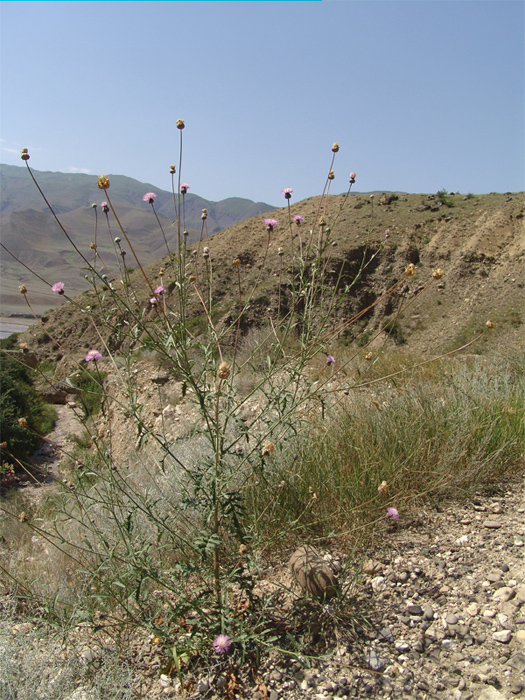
top-left (180, 183), bottom-right (190, 194)
top-left (292, 215), bottom-right (305, 225)
top-left (51, 282), bottom-right (65, 294)
top-left (326, 355), bottom-right (336, 366)
top-left (386, 507), bottom-right (399, 521)
top-left (281, 187), bottom-right (293, 200)
top-left (154, 285), bottom-right (166, 295)
top-left (101, 201), bottom-right (109, 213)
top-left (85, 350), bottom-right (102, 362)
top-left (264, 218), bottom-right (278, 231)
top-left (143, 192), bottom-right (156, 203)
top-left (150, 297), bottom-right (158, 306)
top-left (212, 634), bottom-right (231, 654)
top-left (349, 172), bottom-right (356, 184)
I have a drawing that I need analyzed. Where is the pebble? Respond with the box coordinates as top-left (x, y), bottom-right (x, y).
top-left (423, 606), bottom-right (434, 620)
top-left (407, 604), bottom-right (423, 616)
top-left (465, 602), bottom-right (479, 617)
top-left (364, 649), bottom-right (386, 671)
top-left (483, 519), bottom-right (502, 529)
top-left (493, 629), bottom-right (512, 643)
top-left (493, 587), bottom-right (516, 602)
top-left (487, 571), bottom-right (503, 582)
top-left (508, 652), bottom-right (525, 673)
top-left (445, 613), bottom-right (459, 625)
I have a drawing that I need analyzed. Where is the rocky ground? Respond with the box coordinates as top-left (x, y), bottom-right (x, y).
top-left (145, 477), bottom-right (523, 700)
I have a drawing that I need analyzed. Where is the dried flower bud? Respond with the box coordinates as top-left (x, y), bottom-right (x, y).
top-left (159, 267), bottom-right (165, 276)
top-left (378, 480), bottom-right (388, 494)
top-left (278, 247), bottom-right (284, 256)
top-left (365, 352), bottom-right (373, 361)
top-left (262, 441), bottom-right (275, 457)
top-left (18, 417), bottom-right (28, 427)
top-left (0, 442), bottom-right (7, 449)
top-left (217, 361), bottom-right (230, 380)
top-left (176, 119), bottom-right (185, 129)
top-left (332, 142), bottom-right (340, 153)
top-left (114, 237), bottom-right (121, 244)
top-left (19, 512), bottom-right (27, 522)
top-left (19, 343), bottom-right (27, 351)
top-left (19, 285), bottom-right (27, 294)
top-left (405, 263), bottom-right (416, 276)
top-left (432, 268), bottom-right (444, 280)
top-left (239, 544), bottom-right (247, 556)
top-left (90, 242), bottom-right (97, 250)
top-left (486, 320), bottom-right (496, 329)
top-left (97, 174), bottom-right (110, 190)
top-left (201, 208), bottom-right (207, 219)
top-left (170, 164), bottom-right (176, 174)
top-left (91, 203), bottom-right (97, 209)
top-left (318, 216), bottom-right (326, 227)
top-left (328, 170), bottom-right (335, 180)
top-left (21, 148), bottom-right (30, 161)
top-left (232, 258), bottom-right (241, 266)
top-left (188, 275), bottom-right (197, 282)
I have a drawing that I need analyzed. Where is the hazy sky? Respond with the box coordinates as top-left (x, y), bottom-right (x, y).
top-left (1, 1), bottom-right (523, 206)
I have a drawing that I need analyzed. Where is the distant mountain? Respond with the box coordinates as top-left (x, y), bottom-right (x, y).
top-left (0, 164), bottom-right (275, 316)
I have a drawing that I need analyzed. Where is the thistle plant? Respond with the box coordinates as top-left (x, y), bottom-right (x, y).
top-left (0, 125), bottom-right (502, 671)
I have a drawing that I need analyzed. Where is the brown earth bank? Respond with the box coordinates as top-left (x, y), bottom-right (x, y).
top-left (10, 191), bottom-right (524, 362)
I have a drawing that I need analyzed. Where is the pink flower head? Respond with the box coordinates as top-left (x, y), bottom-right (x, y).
top-left (292, 215), bottom-right (305, 225)
top-left (101, 201), bottom-right (109, 213)
top-left (281, 187), bottom-right (293, 200)
top-left (202, 246), bottom-right (210, 258)
top-left (180, 183), bottom-right (190, 194)
top-left (143, 192), bottom-right (156, 203)
top-left (326, 355), bottom-right (336, 366)
top-left (212, 634), bottom-right (231, 654)
top-left (349, 172), bottom-right (357, 184)
top-left (85, 350), bottom-right (102, 362)
top-left (264, 218), bottom-right (278, 231)
top-left (385, 228), bottom-right (390, 238)
top-left (154, 285), bottom-right (166, 295)
top-left (51, 282), bottom-right (65, 294)
top-left (150, 297), bottom-right (158, 306)
top-left (386, 507), bottom-right (399, 520)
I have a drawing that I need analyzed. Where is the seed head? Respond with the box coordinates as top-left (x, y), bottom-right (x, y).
top-left (90, 242), bottom-right (97, 250)
top-left (217, 361), bottom-right (231, 380)
top-left (159, 267), bottom-right (165, 276)
top-left (318, 216), bottom-right (326, 227)
top-left (188, 275), bottom-right (196, 282)
top-left (232, 258), bottom-right (241, 266)
top-left (332, 142), bottom-right (340, 153)
top-left (19, 512), bottom-right (27, 523)
top-left (19, 285), bottom-right (27, 295)
top-left (378, 480), bottom-right (388, 494)
top-left (176, 119), bottom-right (185, 130)
top-left (21, 148), bottom-right (30, 161)
top-left (328, 170), bottom-right (335, 180)
top-left (278, 247), bottom-right (284, 256)
top-left (486, 320), bottom-right (496, 329)
top-left (19, 343), bottom-right (27, 351)
top-left (262, 441), bottom-right (275, 457)
top-left (18, 417), bottom-right (28, 427)
top-left (405, 263), bottom-right (416, 276)
top-left (201, 208), bottom-right (208, 219)
top-left (432, 268), bottom-right (444, 280)
top-left (365, 352), bottom-right (373, 361)
top-left (239, 544), bottom-right (247, 556)
top-left (170, 164), bottom-right (176, 174)
top-left (97, 174), bottom-right (110, 190)
top-left (0, 442), bottom-right (7, 449)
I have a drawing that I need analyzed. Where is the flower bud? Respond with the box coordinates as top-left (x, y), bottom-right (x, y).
top-left (232, 258), bottom-right (241, 266)
top-left (170, 164), bottom-right (176, 174)
top-left (262, 441), bottom-right (275, 456)
top-left (90, 242), bottom-right (97, 250)
top-left (328, 170), bottom-right (335, 180)
top-left (486, 320), bottom-right (496, 329)
top-left (18, 417), bottom-right (28, 427)
top-left (21, 148), bottom-right (30, 161)
top-left (405, 263), bottom-right (416, 276)
top-left (349, 172), bottom-right (356, 183)
top-left (432, 268), bottom-right (444, 280)
top-left (201, 208), bottom-right (208, 219)
top-left (19, 285), bottom-right (27, 294)
top-left (332, 142), bottom-right (339, 153)
top-left (176, 119), bottom-right (185, 129)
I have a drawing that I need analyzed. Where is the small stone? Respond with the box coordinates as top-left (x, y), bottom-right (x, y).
top-left (371, 576), bottom-right (386, 593)
top-left (483, 520), bottom-right (502, 529)
top-left (395, 641), bottom-right (410, 652)
top-left (498, 563), bottom-right (510, 572)
top-left (510, 683), bottom-right (525, 695)
top-left (269, 692), bottom-right (279, 700)
top-left (478, 688), bottom-right (507, 700)
top-left (289, 546), bottom-right (337, 599)
top-left (508, 652), bottom-right (525, 673)
top-left (515, 586), bottom-right (525, 603)
top-left (423, 606), bottom-right (434, 621)
top-left (407, 605), bottom-right (423, 616)
top-left (442, 639), bottom-right (456, 649)
top-left (466, 602), bottom-right (480, 617)
top-left (493, 630), bottom-right (512, 643)
top-left (446, 614), bottom-right (459, 625)
top-left (198, 680), bottom-right (210, 694)
top-left (484, 609), bottom-right (497, 618)
top-left (487, 572), bottom-right (503, 582)
top-left (364, 649), bottom-right (386, 671)
top-left (516, 630), bottom-right (525, 644)
top-left (377, 627), bottom-right (393, 643)
top-left (363, 559), bottom-right (382, 574)
top-left (493, 587), bottom-right (516, 602)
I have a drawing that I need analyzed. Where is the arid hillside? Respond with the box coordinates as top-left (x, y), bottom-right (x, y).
top-left (16, 190), bottom-right (524, 359)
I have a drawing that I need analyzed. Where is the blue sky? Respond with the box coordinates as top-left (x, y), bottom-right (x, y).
top-left (1, 1), bottom-right (523, 206)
